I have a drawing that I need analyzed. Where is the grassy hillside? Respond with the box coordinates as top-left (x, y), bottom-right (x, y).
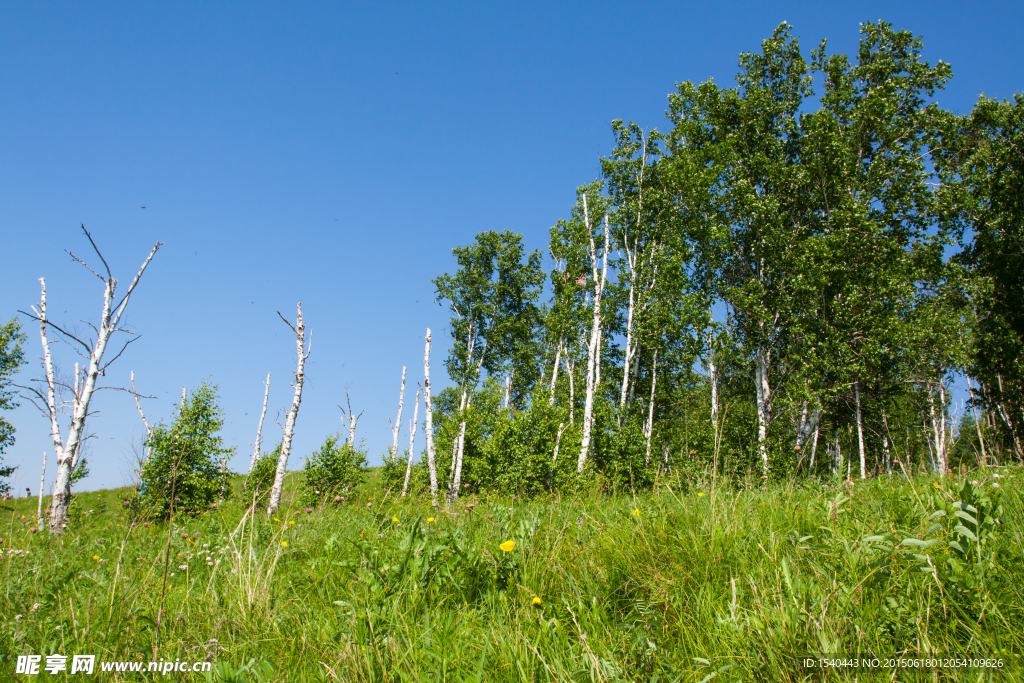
top-left (2, 468), bottom-right (1022, 682)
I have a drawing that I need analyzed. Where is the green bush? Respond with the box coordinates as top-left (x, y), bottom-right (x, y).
top-left (138, 382), bottom-right (234, 517)
top-left (243, 444), bottom-right (280, 503)
top-left (302, 434), bottom-right (367, 500)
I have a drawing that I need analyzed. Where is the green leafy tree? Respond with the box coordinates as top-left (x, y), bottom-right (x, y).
top-left (0, 317), bottom-right (26, 496)
top-left (303, 434), bottom-right (367, 500)
top-left (243, 442), bottom-right (281, 503)
top-left (433, 230), bottom-right (544, 500)
top-left (138, 383), bottom-right (234, 516)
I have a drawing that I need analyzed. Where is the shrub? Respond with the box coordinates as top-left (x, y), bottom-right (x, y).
top-left (303, 434), bottom-right (367, 500)
top-left (243, 444), bottom-right (281, 503)
top-left (138, 382), bottom-right (234, 517)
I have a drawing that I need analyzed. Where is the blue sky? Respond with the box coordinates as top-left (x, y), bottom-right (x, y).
top-left (1, 1), bottom-right (1021, 494)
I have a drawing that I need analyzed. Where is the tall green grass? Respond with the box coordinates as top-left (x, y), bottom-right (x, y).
top-left (2, 467), bottom-right (1022, 682)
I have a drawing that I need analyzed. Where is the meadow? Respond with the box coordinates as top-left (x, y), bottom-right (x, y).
top-left (2, 467), bottom-right (1022, 682)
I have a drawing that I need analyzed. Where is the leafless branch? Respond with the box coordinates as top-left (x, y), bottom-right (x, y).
top-left (17, 310), bottom-right (92, 354)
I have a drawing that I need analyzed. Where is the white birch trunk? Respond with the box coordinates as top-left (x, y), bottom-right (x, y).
top-left (881, 404), bottom-right (892, 474)
top-left (644, 350), bottom-right (658, 465)
top-left (401, 388), bottom-right (420, 497)
top-left (809, 424), bottom-right (819, 470)
top-left (576, 207), bottom-right (610, 473)
top-left (503, 372), bottom-right (512, 409)
top-left (37, 452), bottom-right (46, 528)
top-left (567, 357), bottom-right (575, 426)
top-left (854, 380), bottom-right (866, 479)
top-left (36, 237), bottom-right (161, 534)
top-left (964, 373), bottom-right (988, 466)
top-left (267, 304), bottom-right (310, 515)
top-left (928, 382), bottom-right (945, 477)
top-left (131, 370), bottom-right (154, 464)
top-left (392, 367), bottom-right (406, 458)
top-left (754, 347), bottom-right (771, 476)
top-left (549, 340), bottom-right (562, 405)
top-left (247, 372), bottom-right (271, 476)
top-left (618, 284), bottom-right (637, 422)
top-left (423, 329), bottom-right (439, 503)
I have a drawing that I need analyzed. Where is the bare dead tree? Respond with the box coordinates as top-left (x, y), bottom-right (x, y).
top-left (391, 367), bottom-right (406, 458)
top-left (423, 328), bottom-right (438, 503)
top-left (247, 372), bottom-right (271, 476)
top-left (338, 387), bottom-right (363, 447)
top-left (401, 387), bottom-right (421, 497)
top-left (18, 227), bottom-right (161, 533)
top-left (36, 452), bottom-right (46, 528)
top-left (131, 370), bottom-right (154, 463)
top-left (267, 304), bottom-right (310, 515)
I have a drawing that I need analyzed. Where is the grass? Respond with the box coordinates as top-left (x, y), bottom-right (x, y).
top-left (2, 467), bottom-right (1022, 682)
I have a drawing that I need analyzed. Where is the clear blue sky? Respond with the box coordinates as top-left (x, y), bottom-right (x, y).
top-left (1, 1), bottom-right (1021, 494)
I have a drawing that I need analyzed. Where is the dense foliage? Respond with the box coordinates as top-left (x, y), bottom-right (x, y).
top-left (137, 382), bottom-right (234, 516)
top-left (302, 434), bottom-right (368, 500)
top-left (411, 21), bottom-right (1023, 500)
top-left (0, 317), bottom-right (26, 497)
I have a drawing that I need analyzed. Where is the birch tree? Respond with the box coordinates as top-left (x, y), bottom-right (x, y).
top-left (401, 387), bottom-right (420, 497)
top-left (247, 373), bottom-right (271, 476)
top-left (267, 304), bottom-right (310, 515)
top-left (423, 329), bottom-right (439, 502)
top-left (391, 367), bottom-right (406, 457)
top-left (19, 228), bottom-right (160, 533)
top-left (433, 230), bottom-right (543, 501)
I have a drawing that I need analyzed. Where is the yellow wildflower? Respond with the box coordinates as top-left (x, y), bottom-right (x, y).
top-left (426, 517), bottom-right (435, 523)
top-left (698, 492), bottom-right (704, 497)
top-left (632, 509), bottom-right (641, 517)
top-left (92, 555), bottom-right (100, 561)
top-left (273, 518), bottom-right (280, 522)
top-left (392, 516), bottom-right (400, 523)
top-left (288, 520), bottom-right (295, 525)
top-left (499, 540), bottom-right (515, 552)
top-left (531, 596), bottom-right (542, 606)
top-left (933, 483), bottom-right (941, 490)
top-left (280, 541), bottom-right (289, 547)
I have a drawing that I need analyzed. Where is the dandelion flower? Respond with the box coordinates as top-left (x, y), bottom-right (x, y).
top-left (698, 492), bottom-right (704, 497)
top-left (632, 509), bottom-right (641, 517)
top-left (499, 540), bottom-right (515, 552)
top-left (532, 596), bottom-right (542, 606)
top-left (392, 516), bottom-right (400, 523)
top-left (427, 517), bottom-right (435, 523)
top-left (93, 555), bottom-right (100, 561)
top-left (933, 483), bottom-right (941, 490)
top-left (273, 518), bottom-right (281, 522)
top-left (288, 520), bottom-right (295, 525)
top-left (281, 541), bottom-right (289, 547)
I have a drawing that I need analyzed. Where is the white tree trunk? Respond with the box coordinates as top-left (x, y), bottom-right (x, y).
top-left (392, 367), bottom-right (406, 458)
top-left (131, 370), bottom-right (154, 464)
top-left (754, 347), bottom-right (772, 476)
top-left (401, 388), bottom-right (420, 497)
top-left (576, 208), bottom-right (610, 473)
top-left (423, 329), bottom-right (439, 503)
top-left (644, 350), bottom-right (658, 465)
top-left (854, 380), bottom-right (866, 479)
top-left (809, 424), bottom-right (819, 470)
top-left (503, 372), bottom-right (512, 409)
top-left (928, 382), bottom-right (946, 477)
top-left (34, 236), bottom-right (161, 534)
top-left (567, 357), bottom-right (575, 426)
top-left (964, 372), bottom-right (988, 466)
top-left (618, 283), bottom-right (637, 422)
top-left (247, 372), bottom-right (271, 476)
top-left (36, 451), bottom-right (46, 528)
top-left (549, 339), bottom-right (562, 405)
top-left (267, 304), bottom-right (310, 515)
top-left (340, 388), bottom-right (363, 447)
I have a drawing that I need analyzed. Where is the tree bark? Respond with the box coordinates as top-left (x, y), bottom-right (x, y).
top-left (549, 339), bottom-right (562, 405)
top-left (131, 370), bottom-right (154, 465)
top-left (964, 372), bottom-right (988, 466)
top-left (423, 329), bottom-right (439, 503)
top-left (401, 388), bottom-right (420, 497)
top-left (392, 367), bottom-right (406, 458)
top-left (754, 346), bottom-right (772, 476)
top-left (577, 206), bottom-right (610, 473)
top-left (247, 372), bottom-right (271, 476)
top-left (644, 350), bottom-right (658, 465)
top-left (854, 380), bottom-right (866, 479)
top-left (36, 451), bottom-right (46, 528)
top-left (267, 304), bottom-right (310, 515)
